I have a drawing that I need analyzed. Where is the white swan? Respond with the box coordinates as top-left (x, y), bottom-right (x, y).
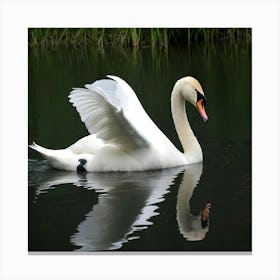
top-left (29, 75), bottom-right (208, 172)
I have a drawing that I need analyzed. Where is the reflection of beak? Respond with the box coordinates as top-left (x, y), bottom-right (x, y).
top-left (196, 99), bottom-right (208, 122)
top-left (201, 203), bottom-right (211, 228)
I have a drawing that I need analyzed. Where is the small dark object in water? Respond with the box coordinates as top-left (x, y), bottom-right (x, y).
top-left (77, 159), bottom-right (87, 172)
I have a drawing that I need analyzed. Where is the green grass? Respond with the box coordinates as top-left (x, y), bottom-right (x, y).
top-left (28, 28), bottom-right (251, 49)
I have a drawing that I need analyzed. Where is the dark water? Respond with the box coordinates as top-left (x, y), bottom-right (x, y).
top-left (28, 44), bottom-right (251, 252)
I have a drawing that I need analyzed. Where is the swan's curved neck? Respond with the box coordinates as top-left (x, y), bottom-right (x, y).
top-left (171, 85), bottom-right (202, 162)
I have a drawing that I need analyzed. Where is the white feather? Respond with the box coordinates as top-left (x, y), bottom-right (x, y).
top-left (69, 75), bottom-right (150, 151)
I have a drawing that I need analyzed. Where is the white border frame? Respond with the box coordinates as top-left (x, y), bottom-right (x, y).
top-left (1, 0), bottom-right (279, 279)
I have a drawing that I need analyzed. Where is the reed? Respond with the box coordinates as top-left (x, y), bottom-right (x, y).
top-left (28, 28), bottom-right (251, 49)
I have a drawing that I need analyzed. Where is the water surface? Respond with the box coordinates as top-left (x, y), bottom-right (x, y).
top-left (28, 45), bottom-right (251, 251)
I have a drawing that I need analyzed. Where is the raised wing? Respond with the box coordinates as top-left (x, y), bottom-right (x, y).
top-left (68, 75), bottom-right (150, 151)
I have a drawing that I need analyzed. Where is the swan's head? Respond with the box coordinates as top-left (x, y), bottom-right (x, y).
top-left (179, 76), bottom-right (208, 122)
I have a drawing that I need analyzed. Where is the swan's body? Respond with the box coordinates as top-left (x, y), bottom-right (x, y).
top-left (30, 75), bottom-right (207, 172)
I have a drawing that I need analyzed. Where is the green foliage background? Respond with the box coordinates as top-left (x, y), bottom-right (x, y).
top-left (28, 28), bottom-right (251, 49)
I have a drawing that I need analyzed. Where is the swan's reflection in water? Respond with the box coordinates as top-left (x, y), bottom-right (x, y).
top-left (29, 160), bottom-right (210, 251)
top-left (176, 164), bottom-right (210, 241)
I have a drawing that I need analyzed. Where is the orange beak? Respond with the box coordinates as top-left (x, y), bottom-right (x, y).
top-left (196, 99), bottom-right (208, 122)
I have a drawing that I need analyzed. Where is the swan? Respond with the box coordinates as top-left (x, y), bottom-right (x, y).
top-left (29, 75), bottom-right (208, 172)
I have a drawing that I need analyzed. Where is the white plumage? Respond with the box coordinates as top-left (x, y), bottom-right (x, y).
top-left (30, 75), bottom-right (208, 172)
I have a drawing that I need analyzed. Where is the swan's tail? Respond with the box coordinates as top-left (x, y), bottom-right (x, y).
top-left (29, 142), bottom-right (81, 171)
top-left (29, 142), bottom-right (55, 161)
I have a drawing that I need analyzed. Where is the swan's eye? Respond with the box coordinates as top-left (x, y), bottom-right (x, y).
top-left (195, 89), bottom-right (207, 105)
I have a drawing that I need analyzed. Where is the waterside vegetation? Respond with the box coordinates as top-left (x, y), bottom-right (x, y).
top-left (28, 28), bottom-right (251, 49)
